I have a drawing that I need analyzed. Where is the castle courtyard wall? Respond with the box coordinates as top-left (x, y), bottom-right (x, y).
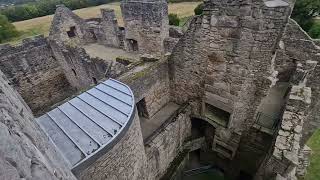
top-left (0, 36), bottom-right (74, 116)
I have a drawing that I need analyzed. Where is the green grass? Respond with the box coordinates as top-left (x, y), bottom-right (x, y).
top-left (305, 129), bottom-right (320, 180)
top-left (179, 16), bottom-right (192, 26)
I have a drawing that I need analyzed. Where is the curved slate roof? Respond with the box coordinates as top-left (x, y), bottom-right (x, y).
top-left (36, 79), bottom-right (135, 174)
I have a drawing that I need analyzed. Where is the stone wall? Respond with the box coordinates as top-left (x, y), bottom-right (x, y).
top-left (0, 70), bottom-right (76, 180)
top-left (49, 4), bottom-right (96, 45)
top-left (122, 60), bottom-right (171, 118)
top-left (50, 41), bottom-right (127, 90)
top-left (145, 105), bottom-right (192, 180)
top-left (121, 0), bottom-right (169, 57)
top-left (167, 0), bottom-right (297, 178)
top-left (78, 112), bottom-right (147, 180)
top-left (100, 8), bottom-right (121, 48)
top-left (255, 85), bottom-right (311, 180)
top-left (0, 36), bottom-right (74, 116)
top-left (274, 19), bottom-right (320, 146)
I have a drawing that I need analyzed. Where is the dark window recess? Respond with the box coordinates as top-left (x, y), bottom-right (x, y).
top-left (127, 39), bottom-right (138, 52)
top-left (90, 29), bottom-right (97, 40)
top-left (67, 26), bottom-right (76, 38)
top-left (205, 103), bottom-right (230, 127)
top-left (136, 98), bottom-right (149, 118)
top-left (72, 69), bottom-right (77, 76)
top-left (92, 77), bottom-right (98, 84)
top-left (236, 171), bottom-right (253, 180)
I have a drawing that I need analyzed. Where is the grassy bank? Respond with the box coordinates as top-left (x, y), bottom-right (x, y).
top-left (305, 129), bottom-right (320, 180)
top-left (8, 1), bottom-right (200, 44)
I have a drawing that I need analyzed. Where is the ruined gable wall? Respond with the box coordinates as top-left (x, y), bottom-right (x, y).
top-left (0, 36), bottom-right (74, 116)
top-left (49, 5), bottom-right (96, 46)
top-left (0, 70), bottom-right (76, 180)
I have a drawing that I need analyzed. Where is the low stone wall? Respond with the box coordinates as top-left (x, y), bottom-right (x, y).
top-left (0, 36), bottom-right (74, 116)
top-left (256, 85), bottom-right (311, 180)
top-left (123, 60), bottom-right (171, 118)
top-left (145, 105), bottom-right (192, 180)
top-left (0, 70), bottom-right (76, 180)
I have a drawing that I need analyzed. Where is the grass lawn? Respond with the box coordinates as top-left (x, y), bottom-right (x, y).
top-left (8, 1), bottom-right (200, 44)
top-left (305, 129), bottom-right (320, 180)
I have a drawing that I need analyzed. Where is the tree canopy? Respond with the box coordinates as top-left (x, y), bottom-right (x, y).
top-left (291, 0), bottom-right (320, 38)
top-left (0, 15), bottom-right (19, 43)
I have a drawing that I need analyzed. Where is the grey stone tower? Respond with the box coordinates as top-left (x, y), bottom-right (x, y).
top-left (120, 0), bottom-right (169, 57)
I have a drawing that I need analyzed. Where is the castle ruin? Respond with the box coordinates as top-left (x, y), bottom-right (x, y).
top-left (0, 0), bottom-right (320, 179)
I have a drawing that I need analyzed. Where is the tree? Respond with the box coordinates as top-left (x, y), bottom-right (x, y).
top-left (194, 3), bottom-right (204, 15)
top-left (291, 0), bottom-right (320, 32)
top-left (0, 15), bottom-right (19, 43)
top-left (309, 22), bottom-right (320, 39)
top-left (169, 13), bottom-right (180, 26)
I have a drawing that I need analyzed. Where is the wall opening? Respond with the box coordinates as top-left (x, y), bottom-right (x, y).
top-left (67, 26), bottom-right (76, 38)
top-left (90, 29), bottom-right (97, 41)
top-left (92, 77), bottom-right (98, 84)
top-left (204, 103), bottom-right (230, 127)
top-left (72, 69), bottom-right (77, 76)
top-left (136, 98), bottom-right (149, 118)
top-left (236, 171), bottom-right (253, 180)
top-left (191, 118), bottom-right (215, 149)
top-left (127, 39), bottom-right (138, 52)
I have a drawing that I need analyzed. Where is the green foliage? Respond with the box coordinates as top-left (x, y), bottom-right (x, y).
top-left (305, 130), bottom-right (320, 180)
top-left (309, 22), bottom-right (320, 39)
top-left (169, 13), bottom-right (180, 26)
top-left (0, 15), bottom-right (19, 43)
top-left (291, 0), bottom-right (320, 33)
top-left (0, 0), bottom-right (116, 22)
top-left (194, 3), bottom-right (203, 15)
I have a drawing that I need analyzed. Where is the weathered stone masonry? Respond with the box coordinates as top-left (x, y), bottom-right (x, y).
top-left (1, 0), bottom-right (320, 180)
top-left (0, 70), bottom-right (76, 180)
top-left (0, 36), bottom-right (74, 116)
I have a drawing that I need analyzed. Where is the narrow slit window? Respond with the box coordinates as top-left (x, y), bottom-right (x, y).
top-left (136, 98), bottom-right (149, 118)
top-left (92, 77), bottom-right (98, 85)
top-left (72, 69), bottom-right (77, 76)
